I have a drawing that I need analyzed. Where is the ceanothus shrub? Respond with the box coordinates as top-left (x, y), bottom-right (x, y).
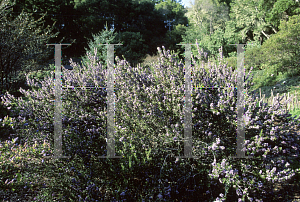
top-left (1, 49), bottom-right (111, 160)
top-left (1, 44), bottom-right (300, 201)
top-left (188, 45), bottom-right (300, 201)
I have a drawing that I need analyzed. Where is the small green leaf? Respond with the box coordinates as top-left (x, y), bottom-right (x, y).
top-left (16, 173), bottom-right (21, 182)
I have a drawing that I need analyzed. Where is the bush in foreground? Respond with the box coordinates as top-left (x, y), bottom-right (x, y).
top-left (1, 44), bottom-right (300, 201)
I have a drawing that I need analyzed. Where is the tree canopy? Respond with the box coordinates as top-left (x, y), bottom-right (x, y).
top-left (2, 0), bottom-right (300, 77)
top-left (253, 14), bottom-right (300, 76)
top-left (180, 0), bottom-right (300, 71)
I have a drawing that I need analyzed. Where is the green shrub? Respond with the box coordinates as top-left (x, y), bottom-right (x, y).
top-left (1, 45), bottom-right (300, 201)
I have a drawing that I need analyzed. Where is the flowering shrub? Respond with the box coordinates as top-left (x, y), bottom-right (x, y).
top-left (1, 43), bottom-right (300, 201)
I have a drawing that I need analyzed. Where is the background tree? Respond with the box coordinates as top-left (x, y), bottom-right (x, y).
top-left (0, 0), bottom-right (59, 95)
top-left (80, 26), bottom-right (120, 69)
top-left (116, 31), bottom-right (150, 67)
top-left (154, 0), bottom-right (189, 60)
top-left (72, 0), bottom-right (116, 57)
top-left (265, 0), bottom-right (300, 29)
top-left (228, 0), bottom-right (277, 46)
top-left (251, 14), bottom-right (300, 76)
top-left (216, 0), bottom-right (234, 10)
top-left (7, 0), bottom-right (92, 58)
top-left (222, 0), bottom-right (299, 61)
top-left (111, 0), bottom-right (168, 62)
top-left (181, 0), bottom-right (299, 67)
top-left (162, 23), bottom-right (188, 61)
top-left (5, 0), bottom-right (182, 66)
top-left (181, 0), bottom-right (230, 61)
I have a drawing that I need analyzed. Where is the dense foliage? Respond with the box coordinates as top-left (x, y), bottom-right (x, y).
top-left (80, 26), bottom-right (119, 70)
top-left (6, 0), bottom-right (183, 62)
top-left (183, 0), bottom-right (300, 67)
top-left (2, 0), bottom-right (300, 89)
top-left (1, 0), bottom-right (300, 201)
top-left (0, 0), bottom-right (59, 94)
top-left (1, 44), bottom-right (300, 201)
top-left (247, 14), bottom-right (300, 76)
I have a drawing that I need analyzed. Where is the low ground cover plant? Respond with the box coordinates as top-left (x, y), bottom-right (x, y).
top-left (1, 44), bottom-right (300, 201)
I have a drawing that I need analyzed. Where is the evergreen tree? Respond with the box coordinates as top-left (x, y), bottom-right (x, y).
top-left (80, 25), bottom-right (119, 69)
